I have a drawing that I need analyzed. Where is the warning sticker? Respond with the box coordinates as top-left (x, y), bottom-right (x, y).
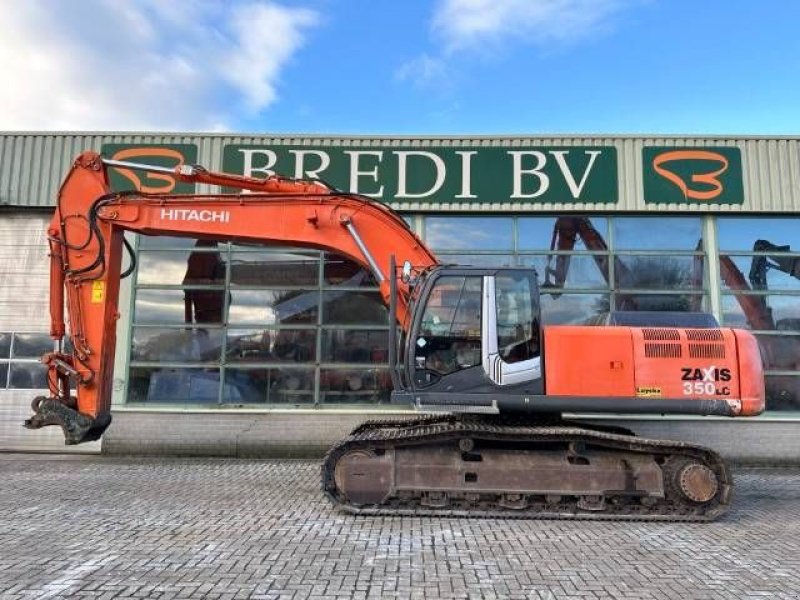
top-left (91, 281), bottom-right (105, 303)
top-left (636, 386), bottom-right (662, 398)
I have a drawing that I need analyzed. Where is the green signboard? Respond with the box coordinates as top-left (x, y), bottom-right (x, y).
top-left (643, 147), bottom-right (743, 204)
top-left (221, 145), bottom-right (618, 204)
top-left (101, 144), bottom-right (198, 193)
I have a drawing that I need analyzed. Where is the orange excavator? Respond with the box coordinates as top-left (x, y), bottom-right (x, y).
top-left (25, 152), bottom-right (765, 521)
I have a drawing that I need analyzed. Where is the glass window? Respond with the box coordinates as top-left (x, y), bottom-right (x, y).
top-left (765, 375), bottom-right (800, 411)
top-left (229, 251), bottom-right (319, 287)
top-left (223, 367), bottom-right (315, 404)
top-left (322, 329), bottom-right (389, 364)
top-left (319, 367), bottom-right (391, 403)
top-left (425, 217), bottom-right (513, 251)
top-left (128, 367), bottom-right (221, 404)
top-left (417, 276), bottom-right (482, 376)
top-left (615, 255), bottom-right (704, 290)
top-left (12, 334), bottom-right (53, 358)
top-left (228, 289), bottom-right (318, 325)
top-left (540, 293), bottom-right (609, 325)
top-left (135, 288), bottom-right (225, 325)
top-left (324, 254), bottom-right (378, 287)
top-left (518, 216), bottom-right (608, 251)
top-left (613, 217), bottom-right (702, 250)
top-left (518, 254), bottom-right (608, 289)
top-left (614, 292), bottom-right (704, 313)
top-left (717, 217), bottom-right (800, 252)
top-left (0, 333), bottom-right (10, 358)
top-left (137, 248), bottom-right (226, 286)
top-left (9, 362), bottom-right (48, 389)
top-left (752, 334), bottom-right (800, 372)
top-left (138, 235), bottom-right (200, 250)
top-left (0, 362), bottom-right (8, 388)
top-left (496, 272), bottom-right (539, 363)
top-left (131, 328), bottom-right (223, 362)
top-left (226, 329), bottom-right (316, 363)
top-left (435, 254), bottom-right (515, 268)
top-left (720, 255), bottom-right (800, 292)
top-left (322, 291), bottom-right (387, 325)
top-left (721, 294), bottom-right (800, 331)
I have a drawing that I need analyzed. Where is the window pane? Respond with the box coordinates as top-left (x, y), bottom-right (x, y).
top-left (753, 334), bottom-right (800, 371)
top-left (425, 217), bottom-right (513, 251)
top-left (324, 254), bottom-right (378, 287)
top-left (322, 329), bottom-right (389, 364)
top-left (496, 272), bottom-right (539, 363)
top-left (766, 375), bottom-right (800, 411)
top-left (223, 367), bottom-right (314, 404)
top-left (613, 217), bottom-right (702, 250)
top-left (226, 329), bottom-right (316, 363)
top-left (131, 328), bottom-right (223, 362)
top-left (9, 362), bottom-right (48, 389)
top-left (128, 367), bottom-right (220, 404)
top-left (518, 216), bottom-right (608, 251)
top-left (229, 251), bottom-right (319, 287)
top-left (614, 293), bottom-right (703, 312)
top-left (721, 294), bottom-right (800, 331)
top-left (0, 362), bottom-right (8, 388)
top-left (518, 254), bottom-right (609, 289)
top-left (135, 289), bottom-right (225, 325)
top-left (717, 217), bottom-right (800, 252)
top-left (436, 254), bottom-right (515, 268)
top-left (541, 293), bottom-right (609, 324)
top-left (137, 248), bottom-right (226, 286)
top-left (320, 368), bottom-right (391, 404)
top-left (615, 255), bottom-right (704, 290)
top-left (0, 333), bottom-right (10, 358)
top-left (720, 254), bottom-right (800, 291)
top-left (322, 291), bottom-right (387, 325)
top-left (138, 235), bottom-right (201, 250)
top-left (12, 333), bottom-right (53, 358)
top-left (228, 289), bottom-right (318, 325)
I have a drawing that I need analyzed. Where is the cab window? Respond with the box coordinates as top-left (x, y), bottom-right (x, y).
top-left (496, 273), bottom-right (539, 363)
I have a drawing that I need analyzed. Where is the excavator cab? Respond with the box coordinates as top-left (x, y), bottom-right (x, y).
top-left (391, 266), bottom-right (544, 412)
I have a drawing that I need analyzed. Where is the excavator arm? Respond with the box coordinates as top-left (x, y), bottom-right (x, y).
top-left (26, 151), bottom-right (437, 443)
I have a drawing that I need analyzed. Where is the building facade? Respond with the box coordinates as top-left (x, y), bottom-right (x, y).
top-left (1, 133), bottom-right (799, 457)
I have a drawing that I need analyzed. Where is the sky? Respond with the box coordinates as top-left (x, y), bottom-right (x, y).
top-left (1, 0), bottom-right (798, 135)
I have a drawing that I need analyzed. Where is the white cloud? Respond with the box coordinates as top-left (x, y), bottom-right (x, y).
top-left (0, 1), bottom-right (319, 131)
top-left (394, 54), bottom-right (449, 89)
top-left (432, 0), bottom-right (632, 53)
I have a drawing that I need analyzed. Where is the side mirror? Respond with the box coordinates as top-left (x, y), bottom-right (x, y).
top-left (401, 260), bottom-right (413, 284)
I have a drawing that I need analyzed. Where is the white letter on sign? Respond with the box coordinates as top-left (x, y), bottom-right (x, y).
top-left (550, 150), bottom-right (601, 199)
top-left (290, 150), bottom-right (331, 179)
top-left (345, 151), bottom-right (384, 197)
top-left (509, 151), bottom-right (548, 198)
top-left (395, 151), bottom-right (446, 199)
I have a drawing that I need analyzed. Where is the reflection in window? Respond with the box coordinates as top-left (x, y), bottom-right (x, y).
top-left (765, 375), bottom-right (800, 411)
top-left (717, 218), bottom-right (800, 252)
top-left (319, 368), bottom-right (391, 403)
top-left (128, 367), bottom-right (221, 404)
top-left (131, 328), bottom-right (223, 362)
top-left (721, 294), bottom-right (800, 331)
top-left (226, 329), bottom-right (316, 363)
top-left (137, 248), bottom-right (226, 286)
top-left (518, 255), bottom-right (608, 289)
top-left (436, 254), bottom-right (515, 268)
top-left (228, 289), bottom-right (318, 325)
top-left (230, 251), bottom-right (320, 287)
top-left (8, 362), bottom-right (48, 389)
top-left (518, 216), bottom-right (608, 251)
top-left (496, 273), bottom-right (539, 364)
top-left (614, 293), bottom-right (703, 313)
top-left (0, 333), bottom-right (10, 357)
top-left (223, 368), bottom-right (314, 404)
top-left (540, 293), bottom-right (608, 325)
top-left (614, 217), bottom-right (702, 250)
top-left (0, 362), bottom-right (7, 387)
top-left (322, 329), bottom-right (389, 364)
top-left (324, 254), bottom-right (377, 287)
top-left (323, 291), bottom-right (387, 325)
top-left (12, 333), bottom-right (53, 358)
top-left (721, 255), bottom-right (800, 292)
top-left (425, 217), bottom-right (513, 251)
top-left (615, 256), bottom-right (703, 290)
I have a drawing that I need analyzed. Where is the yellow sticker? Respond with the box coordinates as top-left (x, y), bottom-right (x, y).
top-left (636, 386), bottom-right (662, 398)
top-left (91, 280), bottom-right (105, 303)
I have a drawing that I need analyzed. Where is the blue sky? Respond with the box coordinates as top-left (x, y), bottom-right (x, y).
top-left (1, 1), bottom-right (798, 134)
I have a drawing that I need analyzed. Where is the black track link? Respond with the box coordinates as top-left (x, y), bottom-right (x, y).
top-left (321, 416), bottom-right (732, 522)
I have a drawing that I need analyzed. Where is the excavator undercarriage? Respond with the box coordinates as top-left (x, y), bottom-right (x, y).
top-left (322, 415), bottom-right (731, 521)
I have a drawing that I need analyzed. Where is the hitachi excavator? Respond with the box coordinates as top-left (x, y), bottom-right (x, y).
top-left (25, 152), bottom-right (766, 521)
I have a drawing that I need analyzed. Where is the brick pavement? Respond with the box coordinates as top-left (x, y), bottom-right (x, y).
top-left (0, 455), bottom-right (799, 599)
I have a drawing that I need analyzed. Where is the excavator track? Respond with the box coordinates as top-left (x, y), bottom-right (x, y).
top-left (321, 415), bottom-right (732, 522)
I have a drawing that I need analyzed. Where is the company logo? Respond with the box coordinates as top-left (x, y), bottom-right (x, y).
top-left (643, 147), bottom-right (743, 205)
top-left (101, 144), bottom-right (199, 194)
top-left (160, 208), bottom-right (230, 223)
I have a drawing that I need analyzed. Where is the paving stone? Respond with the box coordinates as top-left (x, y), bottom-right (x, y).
top-left (0, 456), bottom-right (798, 599)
